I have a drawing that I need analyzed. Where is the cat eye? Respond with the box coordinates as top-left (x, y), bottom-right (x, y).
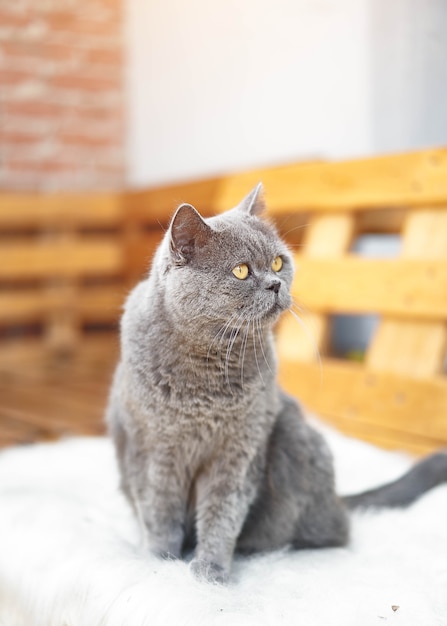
top-left (271, 256), bottom-right (283, 272)
top-left (232, 263), bottom-right (249, 280)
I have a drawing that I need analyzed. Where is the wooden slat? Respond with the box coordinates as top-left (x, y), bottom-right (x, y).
top-left (37, 276), bottom-right (81, 354)
top-left (301, 214), bottom-right (356, 257)
top-left (124, 178), bottom-right (223, 224)
top-left (0, 407), bottom-right (52, 446)
top-left (0, 237), bottom-right (124, 279)
top-left (0, 393), bottom-right (106, 445)
top-left (291, 257), bottom-right (447, 319)
top-left (215, 148), bottom-right (447, 213)
top-left (277, 312), bottom-right (326, 363)
top-left (401, 209), bottom-right (447, 257)
top-left (366, 320), bottom-right (447, 378)
top-left (123, 161), bottom-right (324, 223)
top-left (0, 334), bottom-right (119, 371)
top-left (0, 193), bottom-right (123, 229)
top-left (320, 414), bottom-right (447, 457)
top-left (367, 209), bottom-right (447, 376)
top-left (0, 285), bottom-right (125, 324)
top-left (2, 370), bottom-right (113, 399)
top-left (278, 358), bottom-right (447, 452)
top-left (0, 336), bottom-right (116, 447)
top-left (123, 229), bottom-right (163, 286)
top-left (0, 386), bottom-right (104, 428)
top-left (4, 151), bottom-right (445, 228)
top-left (279, 214), bottom-right (356, 361)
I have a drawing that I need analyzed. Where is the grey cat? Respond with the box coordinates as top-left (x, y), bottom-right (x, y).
top-left (107, 184), bottom-right (447, 584)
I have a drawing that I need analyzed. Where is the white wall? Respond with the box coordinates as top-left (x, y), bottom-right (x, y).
top-left (370, 0), bottom-right (447, 153)
top-left (125, 0), bottom-right (447, 188)
top-left (125, 0), bottom-right (371, 187)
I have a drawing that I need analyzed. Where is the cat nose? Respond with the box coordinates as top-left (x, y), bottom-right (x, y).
top-left (266, 279), bottom-right (281, 294)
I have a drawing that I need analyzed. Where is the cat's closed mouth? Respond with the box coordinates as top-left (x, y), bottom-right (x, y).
top-left (265, 300), bottom-right (284, 318)
top-left (263, 293), bottom-right (290, 319)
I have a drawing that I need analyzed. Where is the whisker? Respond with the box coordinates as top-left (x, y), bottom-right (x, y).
top-left (280, 222), bottom-right (310, 239)
top-left (252, 318), bottom-right (265, 386)
top-left (225, 313), bottom-right (246, 391)
top-left (291, 298), bottom-right (313, 318)
top-left (217, 316), bottom-right (241, 379)
top-left (239, 316), bottom-right (252, 389)
top-left (217, 313), bottom-right (239, 346)
top-left (287, 307), bottom-right (323, 385)
top-left (284, 242), bottom-right (305, 249)
top-left (256, 317), bottom-right (273, 375)
top-left (274, 214), bottom-right (309, 236)
top-left (206, 313), bottom-right (239, 385)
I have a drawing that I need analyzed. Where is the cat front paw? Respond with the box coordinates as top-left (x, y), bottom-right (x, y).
top-left (149, 530), bottom-right (184, 560)
top-left (157, 549), bottom-right (180, 560)
top-left (189, 558), bottom-right (229, 585)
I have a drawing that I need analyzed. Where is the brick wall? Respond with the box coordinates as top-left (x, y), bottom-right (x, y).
top-left (0, 0), bottom-right (126, 191)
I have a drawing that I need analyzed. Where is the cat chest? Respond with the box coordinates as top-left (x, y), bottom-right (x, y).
top-left (151, 395), bottom-right (258, 436)
top-left (136, 384), bottom-right (273, 445)
top-left (125, 362), bottom-right (277, 444)
top-left (158, 401), bottom-right (270, 483)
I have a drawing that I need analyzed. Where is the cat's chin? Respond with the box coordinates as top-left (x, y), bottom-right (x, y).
top-left (260, 301), bottom-right (287, 324)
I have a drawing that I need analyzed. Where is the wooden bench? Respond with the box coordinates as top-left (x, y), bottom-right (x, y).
top-left (1, 148), bottom-right (446, 454)
top-left (0, 183), bottom-right (220, 446)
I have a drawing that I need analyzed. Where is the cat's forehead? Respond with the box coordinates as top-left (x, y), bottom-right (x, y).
top-left (208, 212), bottom-right (275, 240)
top-left (205, 213), bottom-right (285, 259)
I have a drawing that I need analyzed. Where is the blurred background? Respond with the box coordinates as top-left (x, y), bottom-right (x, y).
top-left (1, 0), bottom-right (447, 192)
top-left (3, 0), bottom-right (447, 357)
top-left (1, 0), bottom-right (447, 450)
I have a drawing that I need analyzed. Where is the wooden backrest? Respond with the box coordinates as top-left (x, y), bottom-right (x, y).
top-left (0, 178), bottom-right (223, 359)
top-left (1, 148), bottom-right (446, 453)
top-left (213, 148), bottom-right (447, 454)
top-left (0, 193), bottom-right (127, 354)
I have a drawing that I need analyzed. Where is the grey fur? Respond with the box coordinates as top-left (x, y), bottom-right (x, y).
top-left (343, 451), bottom-right (447, 509)
top-left (107, 185), bottom-right (447, 584)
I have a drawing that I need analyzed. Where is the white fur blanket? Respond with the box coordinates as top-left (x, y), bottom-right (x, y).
top-left (0, 423), bottom-right (446, 626)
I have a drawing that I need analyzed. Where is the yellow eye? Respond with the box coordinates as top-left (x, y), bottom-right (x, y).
top-left (271, 256), bottom-right (283, 272)
top-left (232, 263), bottom-right (249, 280)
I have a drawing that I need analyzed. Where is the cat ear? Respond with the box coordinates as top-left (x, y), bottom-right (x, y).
top-left (237, 182), bottom-right (266, 217)
top-left (170, 203), bottom-right (211, 264)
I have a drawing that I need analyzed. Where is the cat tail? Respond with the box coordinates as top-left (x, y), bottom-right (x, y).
top-left (342, 451), bottom-right (447, 509)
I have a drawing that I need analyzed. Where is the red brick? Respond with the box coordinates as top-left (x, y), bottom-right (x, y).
top-left (4, 101), bottom-right (68, 118)
top-left (77, 104), bottom-right (124, 122)
top-left (64, 112), bottom-right (124, 131)
top-left (95, 0), bottom-right (123, 9)
top-left (4, 101), bottom-right (123, 124)
top-left (0, 10), bottom-right (32, 28)
top-left (59, 132), bottom-right (119, 148)
top-left (0, 69), bottom-right (36, 86)
top-left (48, 73), bottom-right (121, 92)
top-left (83, 46), bottom-right (123, 65)
top-left (94, 163), bottom-right (125, 176)
top-left (0, 130), bottom-right (43, 144)
top-left (38, 11), bottom-right (74, 30)
top-left (0, 40), bottom-right (77, 63)
top-left (93, 0), bottom-right (123, 15)
top-left (7, 159), bottom-right (76, 174)
top-left (1, 114), bottom-right (61, 136)
top-left (43, 14), bottom-right (121, 37)
top-left (0, 0), bottom-right (124, 191)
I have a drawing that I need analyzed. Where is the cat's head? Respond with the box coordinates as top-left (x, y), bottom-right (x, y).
top-left (157, 184), bottom-right (293, 332)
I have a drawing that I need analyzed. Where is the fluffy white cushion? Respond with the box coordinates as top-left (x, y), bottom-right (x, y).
top-left (0, 422), bottom-right (446, 626)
